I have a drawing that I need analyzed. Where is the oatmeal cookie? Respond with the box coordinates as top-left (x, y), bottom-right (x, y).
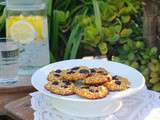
top-left (62, 66), bottom-right (90, 81)
top-left (103, 75), bottom-right (129, 91)
top-left (44, 80), bottom-right (75, 95)
top-left (47, 69), bottom-right (66, 81)
top-left (83, 73), bottom-right (112, 85)
top-left (74, 85), bottom-right (108, 99)
top-left (90, 67), bottom-right (109, 75)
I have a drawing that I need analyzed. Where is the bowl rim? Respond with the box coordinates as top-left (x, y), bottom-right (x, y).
top-left (31, 59), bottom-right (145, 103)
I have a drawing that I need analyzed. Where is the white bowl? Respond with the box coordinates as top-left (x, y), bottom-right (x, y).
top-left (31, 59), bottom-right (145, 117)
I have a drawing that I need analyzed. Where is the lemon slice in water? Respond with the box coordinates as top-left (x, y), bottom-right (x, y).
top-left (10, 20), bottom-right (36, 44)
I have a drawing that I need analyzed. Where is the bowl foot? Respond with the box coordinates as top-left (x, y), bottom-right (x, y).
top-left (54, 101), bottom-right (122, 118)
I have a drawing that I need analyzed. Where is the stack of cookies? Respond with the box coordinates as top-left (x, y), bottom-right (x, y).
top-left (45, 66), bottom-right (129, 99)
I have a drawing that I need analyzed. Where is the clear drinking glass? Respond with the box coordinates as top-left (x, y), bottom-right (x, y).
top-left (0, 38), bottom-right (19, 84)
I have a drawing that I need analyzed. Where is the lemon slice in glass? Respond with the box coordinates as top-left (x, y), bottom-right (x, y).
top-left (10, 20), bottom-right (36, 44)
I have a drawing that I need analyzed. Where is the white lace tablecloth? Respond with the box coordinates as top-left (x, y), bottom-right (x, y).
top-left (31, 89), bottom-right (160, 120)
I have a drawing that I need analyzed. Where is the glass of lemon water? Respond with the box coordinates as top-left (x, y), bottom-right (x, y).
top-left (6, 0), bottom-right (50, 75)
top-left (0, 38), bottom-right (19, 84)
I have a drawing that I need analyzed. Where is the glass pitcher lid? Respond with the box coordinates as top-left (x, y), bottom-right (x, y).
top-left (6, 0), bottom-right (46, 10)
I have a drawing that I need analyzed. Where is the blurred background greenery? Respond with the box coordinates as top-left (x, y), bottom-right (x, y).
top-left (0, 0), bottom-right (160, 91)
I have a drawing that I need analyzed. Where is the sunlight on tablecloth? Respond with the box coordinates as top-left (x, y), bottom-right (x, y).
top-left (145, 108), bottom-right (160, 120)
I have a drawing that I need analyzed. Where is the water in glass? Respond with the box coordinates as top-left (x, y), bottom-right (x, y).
top-left (0, 41), bottom-right (19, 83)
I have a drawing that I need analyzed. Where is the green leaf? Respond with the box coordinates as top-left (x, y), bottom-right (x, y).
top-left (78, 16), bottom-right (92, 27)
top-left (108, 13), bottom-right (117, 22)
top-left (0, 7), bottom-right (5, 33)
top-left (103, 26), bottom-right (120, 43)
top-left (123, 0), bottom-right (137, 13)
top-left (50, 52), bottom-right (56, 63)
top-left (120, 28), bottom-right (132, 37)
top-left (135, 41), bottom-right (144, 49)
top-left (70, 28), bottom-right (82, 59)
top-left (112, 56), bottom-right (121, 62)
top-left (130, 61), bottom-right (139, 69)
top-left (121, 16), bottom-right (131, 23)
top-left (114, 25), bottom-right (122, 33)
top-left (102, 6), bottom-right (116, 22)
top-left (151, 59), bottom-right (159, 64)
top-left (123, 44), bottom-right (130, 51)
top-left (119, 7), bottom-right (131, 15)
top-left (50, 11), bottom-right (59, 58)
top-left (54, 10), bottom-right (69, 23)
top-left (107, 34), bottom-right (120, 44)
top-left (149, 47), bottom-right (158, 56)
top-left (149, 62), bottom-right (159, 72)
top-left (47, 0), bottom-right (53, 17)
top-left (152, 83), bottom-right (160, 92)
top-left (98, 42), bottom-right (108, 55)
top-left (108, 0), bottom-right (124, 9)
top-left (142, 68), bottom-right (150, 76)
top-left (127, 40), bottom-right (134, 49)
top-left (103, 27), bottom-right (114, 38)
top-left (84, 25), bottom-right (97, 41)
top-left (128, 53), bottom-right (135, 61)
top-left (64, 24), bottom-right (80, 59)
top-left (111, 34), bottom-right (120, 42)
top-left (93, 35), bottom-right (101, 45)
top-left (64, 9), bottom-right (88, 59)
top-left (92, 0), bottom-right (102, 37)
top-left (150, 78), bottom-right (159, 84)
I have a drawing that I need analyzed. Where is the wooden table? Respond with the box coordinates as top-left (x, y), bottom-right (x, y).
top-left (0, 75), bottom-right (35, 115)
top-left (5, 96), bottom-right (33, 120)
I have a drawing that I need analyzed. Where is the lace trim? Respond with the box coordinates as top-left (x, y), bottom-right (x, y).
top-left (31, 89), bottom-right (160, 120)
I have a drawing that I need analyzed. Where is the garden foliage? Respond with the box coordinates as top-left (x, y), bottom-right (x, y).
top-left (49, 0), bottom-right (160, 91)
top-left (0, 0), bottom-right (159, 91)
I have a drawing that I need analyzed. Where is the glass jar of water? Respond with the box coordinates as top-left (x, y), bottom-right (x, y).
top-left (6, 0), bottom-right (50, 75)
